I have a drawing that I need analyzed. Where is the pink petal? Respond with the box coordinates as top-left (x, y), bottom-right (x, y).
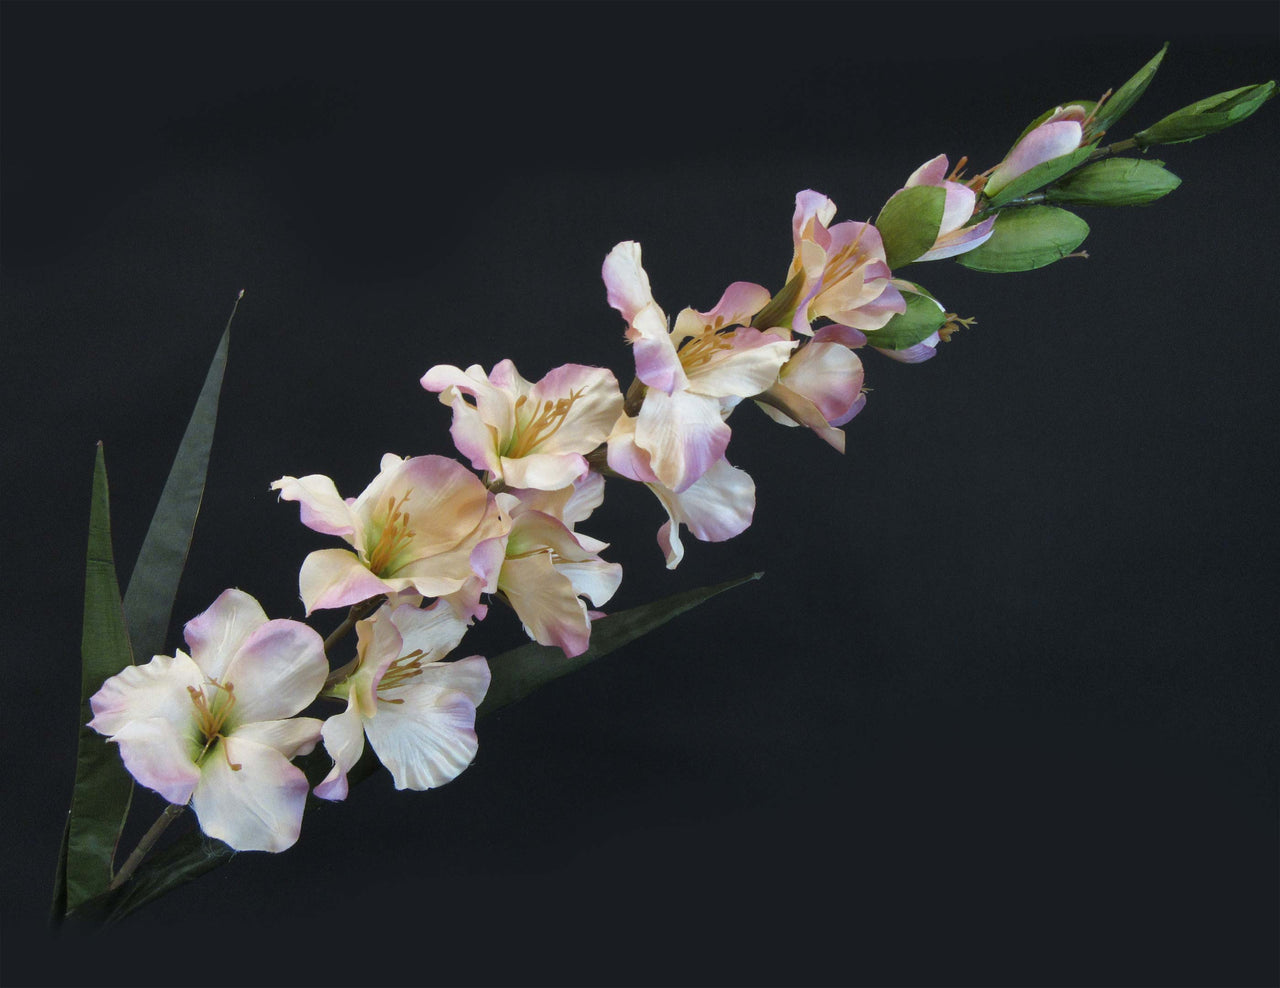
top-left (182, 588), bottom-right (270, 682)
top-left (270, 474), bottom-right (358, 539)
top-left (299, 547), bottom-right (395, 615)
top-left (221, 619), bottom-right (329, 725)
top-left (635, 388), bottom-right (731, 493)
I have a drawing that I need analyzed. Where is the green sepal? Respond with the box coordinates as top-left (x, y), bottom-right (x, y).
top-left (752, 271), bottom-right (805, 331)
top-left (1090, 44), bottom-right (1168, 138)
top-left (123, 320), bottom-right (232, 667)
top-left (874, 185), bottom-right (946, 269)
top-left (1134, 81), bottom-right (1276, 146)
top-left (61, 444), bottom-right (136, 915)
top-left (79, 571), bottom-right (766, 924)
top-left (984, 145), bottom-right (1097, 209)
top-left (863, 288), bottom-right (946, 351)
top-left (955, 206), bottom-right (1090, 273)
top-left (1044, 158), bottom-right (1181, 207)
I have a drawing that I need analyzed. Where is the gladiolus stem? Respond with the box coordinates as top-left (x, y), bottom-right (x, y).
top-left (108, 803), bottom-right (186, 891)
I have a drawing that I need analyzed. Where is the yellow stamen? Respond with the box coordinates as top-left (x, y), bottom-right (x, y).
top-left (366, 490), bottom-right (417, 575)
top-left (506, 389), bottom-right (586, 458)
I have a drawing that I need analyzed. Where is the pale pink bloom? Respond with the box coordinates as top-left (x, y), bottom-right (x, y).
top-left (491, 472), bottom-right (623, 657)
top-left (985, 105), bottom-right (1089, 196)
top-left (603, 240), bottom-right (794, 492)
top-left (606, 415), bottom-right (755, 569)
top-left (420, 359), bottom-right (623, 491)
top-left (756, 327), bottom-right (867, 453)
top-left (787, 191), bottom-right (906, 336)
top-left (314, 598), bottom-right (489, 800)
top-left (88, 589), bottom-right (327, 853)
top-left (901, 155), bottom-right (997, 261)
top-left (271, 454), bottom-right (510, 615)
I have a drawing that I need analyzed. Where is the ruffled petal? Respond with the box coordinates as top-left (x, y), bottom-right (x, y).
top-left (221, 619), bottom-right (328, 725)
top-left (269, 474), bottom-right (359, 540)
top-left (182, 588), bottom-right (270, 682)
top-left (313, 702), bottom-right (366, 802)
top-left (88, 650), bottom-right (203, 738)
top-left (499, 551), bottom-right (593, 656)
top-left (233, 717), bottom-right (323, 759)
top-left (190, 736), bottom-right (311, 853)
top-left (298, 547), bottom-right (395, 615)
top-left (635, 388), bottom-right (731, 493)
top-left (109, 717), bottom-right (201, 805)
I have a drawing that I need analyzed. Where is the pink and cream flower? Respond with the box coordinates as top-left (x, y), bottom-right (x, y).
top-left (88, 589), bottom-right (327, 853)
top-left (788, 191), bottom-right (906, 336)
top-left (756, 326), bottom-right (868, 453)
top-left (315, 597), bottom-right (490, 800)
top-left (606, 414), bottom-right (755, 570)
top-left (420, 359), bottom-right (623, 492)
top-left (271, 454), bottom-right (510, 615)
top-left (900, 155), bottom-right (997, 261)
top-left (602, 240), bottom-right (795, 493)
top-left (489, 473), bottom-right (623, 657)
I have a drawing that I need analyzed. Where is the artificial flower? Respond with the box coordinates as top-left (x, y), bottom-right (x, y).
top-left (420, 359), bottom-right (623, 491)
top-left (603, 240), bottom-right (794, 492)
top-left (900, 155), bottom-right (997, 261)
top-left (88, 589), bottom-right (327, 853)
top-left (756, 327), bottom-right (867, 452)
top-left (271, 453), bottom-right (510, 615)
top-left (787, 191), bottom-right (906, 335)
top-left (315, 597), bottom-right (490, 800)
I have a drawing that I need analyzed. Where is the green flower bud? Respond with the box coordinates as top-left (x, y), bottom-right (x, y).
top-left (1045, 158), bottom-right (1181, 207)
top-left (1134, 81), bottom-right (1276, 146)
top-left (955, 206), bottom-right (1090, 273)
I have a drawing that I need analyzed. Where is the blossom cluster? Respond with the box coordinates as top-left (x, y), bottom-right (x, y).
top-left (86, 55), bottom-right (1271, 856)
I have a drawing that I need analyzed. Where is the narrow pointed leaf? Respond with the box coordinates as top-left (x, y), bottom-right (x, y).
top-left (123, 311), bottom-right (233, 665)
top-left (62, 444), bottom-right (136, 914)
top-left (956, 206), bottom-right (1090, 273)
top-left (480, 570), bottom-right (766, 714)
top-left (86, 571), bottom-right (766, 923)
top-left (1090, 44), bottom-right (1167, 137)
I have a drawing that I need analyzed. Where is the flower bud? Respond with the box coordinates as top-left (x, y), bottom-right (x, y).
top-left (1045, 158), bottom-right (1181, 207)
top-left (1134, 81), bottom-right (1276, 146)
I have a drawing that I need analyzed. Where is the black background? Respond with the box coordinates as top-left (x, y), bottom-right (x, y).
top-left (3, 3), bottom-right (1278, 986)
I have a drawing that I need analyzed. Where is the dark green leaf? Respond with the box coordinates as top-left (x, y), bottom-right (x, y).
top-left (984, 146), bottom-right (1096, 209)
top-left (875, 185), bottom-right (945, 269)
top-left (955, 206), bottom-right (1090, 273)
top-left (81, 828), bottom-right (234, 925)
top-left (123, 310), bottom-right (234, 665)
top-left (865, 290), bottom-right (947, 351)
top-left (63, 444), bottom-right (136, 914)
top-left (1045, 158), bottom-right (1181, 207)
top-left (481, 571), bottom-right (765, 714)
top-left (1135, 81), bottom-right (1276, 145)
top-left (1090, 44), bottom-right (1167, 138)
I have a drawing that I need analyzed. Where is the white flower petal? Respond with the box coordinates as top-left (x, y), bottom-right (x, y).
top-left (182, 588), bottom-right (270, 682)
top-left (221, 620), bottom-right (328, 725)
top-left (191, 736), bottom-right (312, 852)
top-left (233, 716), bottom-right (323, 759)
top-left (110, 717), bottom-right (201, 805)
top-left (88, 651), bottom-right (203, 738)
top-left (364, 675), bottom-right (484, 791)
top-left (313, 703), bottom-right (366, 802)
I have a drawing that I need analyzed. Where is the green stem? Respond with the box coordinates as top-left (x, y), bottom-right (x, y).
top-left (108, 803), bottom-right (185, 891)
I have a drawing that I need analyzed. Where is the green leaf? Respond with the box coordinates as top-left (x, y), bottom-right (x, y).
top-left (874, 185), bottom-right (946, 269)
top-left (1045, 158), bottom-right (1181, 207)
top-left (1090, 44), bottom-right (1167, 137)
top-left (955, 206), bottom-right (1090, 273)
top-left (480, 571), bottom-right (765, 714)
top-left (83, 571), bottom-right (766, 923)
top-left (984, 145), bottom-right (1097, 209)
top-left (123, 313), bottom-right (233, 666)
top-left (864, 289), bottom-right (947, 351)
top-left (62, 444), bottom-right (136, 914)
top-left (1134, 81), bottom-right (1276, 145)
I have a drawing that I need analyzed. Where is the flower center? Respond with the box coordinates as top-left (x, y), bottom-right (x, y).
top-left (187, 678), bottom-right (242, 769)
top-left (678, 317), bottom-right (734, 371)
top-left (366, 490), bottom-right (417, 575)
top-left (506, 390), bottom-right (585, 459)
top-left (376, 648), bottom-right (426, 704)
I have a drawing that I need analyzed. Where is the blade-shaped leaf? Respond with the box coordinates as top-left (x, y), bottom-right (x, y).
top-left (86, 571), bottom-right (765, 923)
top-left (62, 444), bottom-right (136, 914)
top-left (480, 571), bottom-right (764, 714)
top-left (122, 302), bottom-right (235, 665)
top-left (1090, 44), bottom-right (1167, 137)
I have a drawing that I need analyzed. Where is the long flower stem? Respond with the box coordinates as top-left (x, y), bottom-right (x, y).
top-left (108, 803), bottom-right (185, 891)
